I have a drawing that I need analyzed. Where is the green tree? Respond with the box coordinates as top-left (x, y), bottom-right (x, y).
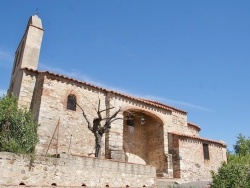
top-left (210, 134), bottom-right (250, 188)
top-left (233, 133), bottom-right (250, 156)
top-left (0, 95), bottom-right (39, 154)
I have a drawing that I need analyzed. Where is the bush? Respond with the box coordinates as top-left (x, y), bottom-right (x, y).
top-left (211, 161), bottom-right (250, 187)
top-left (0, 95), bottom-right (39, 154)
top-left (210, 135), bottom-right (250, 188)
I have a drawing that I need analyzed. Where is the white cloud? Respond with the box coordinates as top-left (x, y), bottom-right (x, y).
top-left (144, 95), bottom-right (212, 112)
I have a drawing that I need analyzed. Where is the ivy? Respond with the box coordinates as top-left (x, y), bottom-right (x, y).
top-left (0, 95), bottom-right (39, 154)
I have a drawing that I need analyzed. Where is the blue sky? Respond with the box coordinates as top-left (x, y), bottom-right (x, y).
top-left (1, 1), bottom-right (250, 151)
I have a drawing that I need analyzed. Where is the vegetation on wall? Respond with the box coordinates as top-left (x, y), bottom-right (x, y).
top-left (210, 134), bottom-right (250, 188)
top-left (0, 95), bottom-right (39, 154)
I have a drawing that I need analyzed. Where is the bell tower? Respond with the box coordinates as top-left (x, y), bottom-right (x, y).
top-left (8, 15), bottom-right (44, 108)
top-left (12, 15), bottom-right (43, 72)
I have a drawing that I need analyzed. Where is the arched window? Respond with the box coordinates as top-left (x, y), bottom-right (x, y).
top-left (67, 95), bottom-right (76, 111)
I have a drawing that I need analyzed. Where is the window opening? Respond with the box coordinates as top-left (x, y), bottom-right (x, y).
top-left (67, 95), bottom-right (76, 111)
top-left (127, 115), bottom-right (135, 126)
top-left (203, 143), bottom-right (210, 160)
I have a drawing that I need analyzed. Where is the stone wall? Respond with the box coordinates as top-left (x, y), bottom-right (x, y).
top-left (9, 69), bottom-right (24, 100)
top-left (123, 112), bottom-right (148, 164)
top-left (187, 123), bottom-right (200, 137)
top-left (168, 133), bottom-right (227, 181)
top-left (168, 133), bottom-right (181, 178)
top-left (18, 70), bottom-right (38, 109)
top-left (179, 138), bottom-right (226, 181)
top-left (35, 73), bottom-right (107, 157)
top-left (33, 72), bottom-right (191, 161)
top-left (187, 126), bottom-right (199, 137)
top-left (123, 111), bottom-right (167, 175)
top-left (0, 152), bottom-right (156, 187)
top-left (146, 116), bottom-right (167, 174)
top-left (168, 111), bottom-right (189, 134)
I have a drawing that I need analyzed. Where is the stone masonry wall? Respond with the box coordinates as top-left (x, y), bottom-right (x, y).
top-left (34, 73), bottom-right (186, 162)
top-left (168, 111), bottom-right (189, 134)
top-left (168, 134), bottom-right (181, 178)
top-left (146, 116), bottom-right (167, 174)
top-left (187, 126), bottom-right (200, 137)
top-left (9, 68), bottom-right (23, 100)
top-left (123, 114), bottom-right (148, 165)
top-left (178, 137), bottom-right (226, 181)
top-left (162, 110), bottom-right (193, 172)
top-left (30, 73), bottom-right (44, 122)
top-left (35, 74), bottom-right (107, 157)
top-left (0, 152), bottom-right (156, 187)
top-left (123, 111), bottom-right (167, 175)
top-left (18, 70), bottom-right (38, 109)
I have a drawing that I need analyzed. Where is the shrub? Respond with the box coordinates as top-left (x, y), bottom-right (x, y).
top-left (210, 135), bottom-right (250, 188)
top-left (0, 95), bottom-right (38, 154)
top-left (210, 157), bottom-right (250, 188)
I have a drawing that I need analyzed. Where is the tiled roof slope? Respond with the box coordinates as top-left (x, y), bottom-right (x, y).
top-left (187, 122), bottom-right (201, 131)
top-left (169, 131), bottom-right (227, 147)
top-left (23, 68), bottom-right (187, 114)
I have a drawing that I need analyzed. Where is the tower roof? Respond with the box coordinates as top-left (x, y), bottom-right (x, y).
top-left (28, 15), bottom-right (43, 29)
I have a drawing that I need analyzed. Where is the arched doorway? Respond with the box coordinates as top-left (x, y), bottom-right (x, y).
top-left (123, 109), bottom-right (167, 174)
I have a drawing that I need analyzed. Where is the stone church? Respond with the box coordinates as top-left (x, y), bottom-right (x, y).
top-left (7, 15), bottom-right (227, 185)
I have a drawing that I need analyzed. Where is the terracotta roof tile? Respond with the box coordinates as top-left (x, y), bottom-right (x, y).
top-left (142, 98), bottom-right (187, 114)
top-left (187, 122), bottom-right (201, 131)
top-left (169, 131), bottom-right (227, 147)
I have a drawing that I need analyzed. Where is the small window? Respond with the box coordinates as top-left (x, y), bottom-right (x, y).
top-left (67, 95), bottom-right (76, 111)
top-left (203, 143), bottom-right (210, 160)
top-left (127, 116), bottom-right (135, 126)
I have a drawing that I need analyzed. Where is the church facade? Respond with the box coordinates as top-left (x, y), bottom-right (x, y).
top-left (8, 15), bottom-right (227, 181)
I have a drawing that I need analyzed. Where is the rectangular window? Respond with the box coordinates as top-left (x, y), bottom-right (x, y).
top-left (203, 143), bottom-right (210, 160)
top-left (67, 95), bottom-right (76, 111)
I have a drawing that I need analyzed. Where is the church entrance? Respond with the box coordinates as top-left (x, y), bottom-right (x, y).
top-left (123, 109), bottom-right (167, 174)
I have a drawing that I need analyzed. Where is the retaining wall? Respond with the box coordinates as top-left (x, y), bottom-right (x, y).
top-left (0, 152), bottom-right (156, 187)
